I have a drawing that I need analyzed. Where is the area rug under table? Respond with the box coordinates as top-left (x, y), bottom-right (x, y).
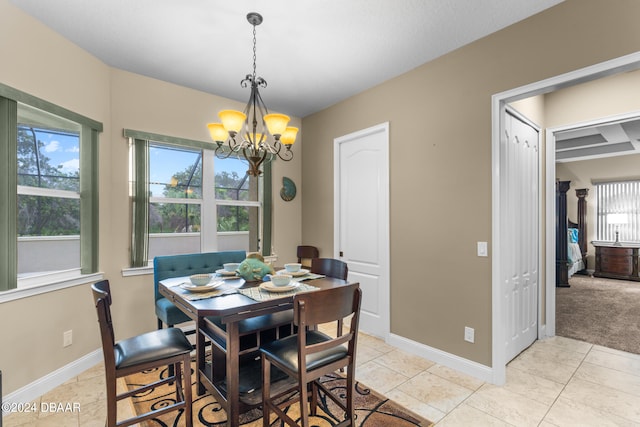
top-left (125, 364), bottom-right (433, 426)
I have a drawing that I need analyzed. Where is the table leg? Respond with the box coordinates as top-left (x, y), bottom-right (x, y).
top-left (225, 321), bottom-right (240, 427)
top-left (196, 318), bottom-right (206, 396)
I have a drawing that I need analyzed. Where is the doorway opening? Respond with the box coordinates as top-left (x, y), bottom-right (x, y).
top-left (491, 51), bottom-right (640, 385)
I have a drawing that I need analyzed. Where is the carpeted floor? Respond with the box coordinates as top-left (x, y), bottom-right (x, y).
top-left (125, 364), bottom-right (433, 426)
top-left (556, 274), bottom-right (640, 354)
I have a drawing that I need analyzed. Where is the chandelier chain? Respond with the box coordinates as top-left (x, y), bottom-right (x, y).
top-left (252, 24), bottom-right (257, 81)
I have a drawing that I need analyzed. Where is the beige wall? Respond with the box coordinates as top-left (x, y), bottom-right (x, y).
top-left (302, 0), bottom-right (640, 365)
top-left (0, 0), bottom-right (302, 394)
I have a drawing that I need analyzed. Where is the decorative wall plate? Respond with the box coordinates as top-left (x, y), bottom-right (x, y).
top-left (280, 176), bottom-right (296, 201)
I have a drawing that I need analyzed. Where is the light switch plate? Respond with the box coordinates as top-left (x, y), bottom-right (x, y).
top-left (477, 241), bottom-right (488, 257)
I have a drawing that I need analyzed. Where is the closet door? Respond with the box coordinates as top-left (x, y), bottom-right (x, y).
top-left (502, 110), bottom-right (539, 362)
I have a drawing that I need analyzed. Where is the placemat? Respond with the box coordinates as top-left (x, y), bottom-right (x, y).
top-left (170, 282), bottom-right (238, 301)
top-left (238, 282), bottom-right (319, 302)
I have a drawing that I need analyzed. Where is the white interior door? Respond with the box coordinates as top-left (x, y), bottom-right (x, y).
top-left (502, 110), bottom-right (539, 362)
top-left (334, 123), bottom-right (390, 338)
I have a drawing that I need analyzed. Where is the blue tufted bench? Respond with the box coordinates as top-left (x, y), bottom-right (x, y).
top-left (153, 250), bottom-right (246, 329)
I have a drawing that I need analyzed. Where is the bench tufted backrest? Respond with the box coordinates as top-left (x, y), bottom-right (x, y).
top-left (153, 251), bottom-right (246, 301)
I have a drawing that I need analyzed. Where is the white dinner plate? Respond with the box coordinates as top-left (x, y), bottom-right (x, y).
top-left (275, 268), bottom-right (309, 277)
top-left (180, 281), bottom-right (223, 293)
top-left (216, 268), bottom-right (238, 276)
top-left (259, 282), bottom-right (300, 293)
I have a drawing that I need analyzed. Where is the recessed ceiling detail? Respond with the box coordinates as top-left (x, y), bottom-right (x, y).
top-left (555, 118), bottom-right (640, 162)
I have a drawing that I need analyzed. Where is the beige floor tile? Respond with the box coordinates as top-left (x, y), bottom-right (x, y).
top-left (355, 343), bottom-right (385, 366)
top-left (504, 365), bottom-right (564, 406)
top-left (516, 341), bottom-right (587, 368)
top-left (28, 410), bottom-right (79, 427)
top-left (384, 388), bottom-right (446, 423)
top-left (427, 365), bottom-right (484, 391)
top-left (77, 399), bottom-right (107, 427)
top-left (584, 348), bottom-right (640, 376)
top-left (357, 333), bottom-right (396, 354)
top-left (464, 383), bottom-right (550, 427)
top-left (2, 399), bottom-right (41, 427)
top-left (592, 345), bottom-right (640, 361)
top-left (543, 396), bottom-right (636, 427)
top-left (538, 335), bottom-right (593, 355)
top-left (507, 347), bottom-right (580, 384)
top-left (396, 371), bottom-right (473, 414)
top-left (574, 361), bottom-right (640, 397)
top-left (356, 360), bottom-right (409, 394)
top-left (375, 349), bottom-right (434, 377)
top-left (436, 403), bottom-right (512, 426)
top-left (77, 363), bottom-right (104, 381)
top-left (39, 374), bottom-right (106, 413)
top-left (561, 377), bottom-right (640, 423)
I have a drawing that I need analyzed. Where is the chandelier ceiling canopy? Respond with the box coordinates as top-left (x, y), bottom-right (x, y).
top-left (207, 12), bottom-right (297, 177)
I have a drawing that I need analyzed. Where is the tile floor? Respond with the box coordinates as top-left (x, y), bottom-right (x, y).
top-left (4, 327), bottom-right (640, 426)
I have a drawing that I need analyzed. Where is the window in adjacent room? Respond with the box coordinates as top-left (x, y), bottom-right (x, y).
top-left (595, 180), bottom-right (640, 242)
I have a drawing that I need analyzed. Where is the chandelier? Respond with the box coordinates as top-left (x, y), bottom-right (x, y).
top-left (207, 12), bottom-right (298, 177)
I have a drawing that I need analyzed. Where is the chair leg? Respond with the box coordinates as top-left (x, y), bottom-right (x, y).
top-left (105, 377), bottom-right (117, 427)
top-left (181, 354), bottom-right (193, 427)
top-left (299, 380), bottom-right (310, 427)
top-left (346, 366), bottom-right (355, 425)
top-left (157, 318), bottom-right (163, 330)
top-left (310, 381), bottom-right (318, 416)
top-left (165, 323), bottom-right (175, 379)
top-left (262, 356), bottom-right (271, 427)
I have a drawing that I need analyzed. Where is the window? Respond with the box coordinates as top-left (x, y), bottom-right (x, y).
top-left (126, 130), bottom-right (272, 267)
top-left (595, 180), bottom-right (640, 241)
top-left (18, 105), bottom-right (82, 274)
top-left (0, 83), bottom-right (102, 293)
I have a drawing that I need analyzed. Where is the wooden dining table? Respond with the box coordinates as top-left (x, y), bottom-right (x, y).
top-left (158, 272), bottom-right (351, 427)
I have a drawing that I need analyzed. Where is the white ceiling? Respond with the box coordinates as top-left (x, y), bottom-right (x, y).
top-left (11, 0), bottom-right (563, 117)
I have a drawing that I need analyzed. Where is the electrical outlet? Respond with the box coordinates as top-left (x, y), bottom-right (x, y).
top-left (63, 330), bottom-right (73, 347)
top-left (464, 326), bottom-right (475, 343)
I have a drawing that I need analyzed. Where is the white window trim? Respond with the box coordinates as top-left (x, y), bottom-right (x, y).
top-left (1, 270), bottom-right (104, 303)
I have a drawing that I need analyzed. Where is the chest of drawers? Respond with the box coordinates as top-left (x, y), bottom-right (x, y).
top-left (593, 244), bottom-right (640, 281)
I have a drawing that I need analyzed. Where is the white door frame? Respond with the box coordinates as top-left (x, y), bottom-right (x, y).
top-left (334, 122), bottom-right (390, 340)
top-left (491, 51), bottom-right (640, 385)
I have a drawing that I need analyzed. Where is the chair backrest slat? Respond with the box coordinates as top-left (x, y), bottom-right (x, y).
top-left (294, 283), bottom-right (358, 327)
top-left (297, 245), bottom-right (319, 267)
top-left (310, 258), bottom-right (348, 281)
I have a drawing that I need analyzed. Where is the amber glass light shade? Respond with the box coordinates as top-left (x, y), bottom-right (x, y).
top-left (280, 126), bottom-right (298, 145)
top-left (264, 113), bottom-right (290, 137)
top-left (219, 110), bottom-right (246, 134)
top-left (207, 123), bottom-right (228, 142)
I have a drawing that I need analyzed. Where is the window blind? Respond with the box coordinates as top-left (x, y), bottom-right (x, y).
top-left (596, 180), bottom-right (640, 242)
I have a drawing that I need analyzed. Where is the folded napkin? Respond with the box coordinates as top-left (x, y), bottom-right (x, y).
top-left (291, 273), bottom-right (325, 282)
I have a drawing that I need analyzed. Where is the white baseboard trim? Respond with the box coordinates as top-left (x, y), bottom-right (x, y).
top-left (2, 350), bottom-right (102, 414)
top-left (387, 333), bottom-right (495, 383)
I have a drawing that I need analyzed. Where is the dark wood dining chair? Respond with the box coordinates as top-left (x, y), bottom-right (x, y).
top-left (92, 280), bottom-right (193, 427)
top-left (311, 258), bottom-right (349, 337)
top-left (297, 245), bottom-right (319, 268)
top-left (260, 283), bottom-right (361, 427)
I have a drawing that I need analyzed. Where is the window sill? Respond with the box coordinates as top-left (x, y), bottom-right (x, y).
top-left (0, 271), bottom-right (104, 304)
